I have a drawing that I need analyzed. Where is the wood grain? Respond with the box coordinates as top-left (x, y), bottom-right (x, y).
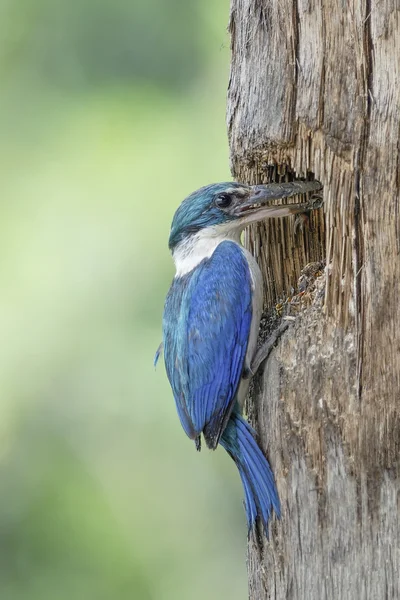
top-left (227, 1), bottom-right (400, 598)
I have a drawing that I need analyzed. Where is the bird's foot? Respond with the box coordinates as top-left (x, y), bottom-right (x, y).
top-left (243, 320), bottom-right (290, 379)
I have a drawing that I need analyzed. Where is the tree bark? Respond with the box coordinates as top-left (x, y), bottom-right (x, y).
top-left (227, 2), bottom-right (400, 599)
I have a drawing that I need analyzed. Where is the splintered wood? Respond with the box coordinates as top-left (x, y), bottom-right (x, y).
top-left (227, 1), bottom-right (400, 599)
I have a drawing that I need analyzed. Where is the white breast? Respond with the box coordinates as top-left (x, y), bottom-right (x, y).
top-left (235, 248), bottom-right (264, 407)
top-left (173, 225), bottom-right (242, 277)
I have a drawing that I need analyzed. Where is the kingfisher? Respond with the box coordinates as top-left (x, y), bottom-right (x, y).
top-left (157, 180), bottom-right (322, 533)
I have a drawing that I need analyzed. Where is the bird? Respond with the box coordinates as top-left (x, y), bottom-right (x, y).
top-left (156, 180), bottom-right (323, 534)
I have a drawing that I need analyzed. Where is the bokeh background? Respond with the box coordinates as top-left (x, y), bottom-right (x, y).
top-left (0, 1), bottom-right (249, 598)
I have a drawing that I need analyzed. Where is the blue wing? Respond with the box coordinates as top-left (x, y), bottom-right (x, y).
top-left (163, 241), bottom-right (253, 449)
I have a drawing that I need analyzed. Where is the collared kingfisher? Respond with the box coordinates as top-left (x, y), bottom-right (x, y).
top-left (157, 180), bottom-right (322, 534)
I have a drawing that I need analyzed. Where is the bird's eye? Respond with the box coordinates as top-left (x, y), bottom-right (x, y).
top-left (215, 193), bottom-right (233, 208)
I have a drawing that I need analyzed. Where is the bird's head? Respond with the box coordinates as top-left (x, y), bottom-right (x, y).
top-left (169, 181), bottom-right (320, 252)
top-left (168, 182), bottom-right (271, 251)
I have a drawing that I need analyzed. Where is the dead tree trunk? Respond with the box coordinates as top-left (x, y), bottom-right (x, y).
top-left (227, 2), bottom-right (400, 599)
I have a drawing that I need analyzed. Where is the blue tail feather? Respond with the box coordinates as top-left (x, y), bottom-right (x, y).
top-left (236, 463), bottom-right (258, 526)
top-left (220, 411), bottom-right (280, 533)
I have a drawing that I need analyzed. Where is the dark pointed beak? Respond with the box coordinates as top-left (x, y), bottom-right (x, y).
top-left (234, 181), bottom-right (323, 217)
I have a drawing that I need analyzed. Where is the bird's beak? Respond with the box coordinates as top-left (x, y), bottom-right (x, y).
top-left (234, 181), bottom-right (323, 223)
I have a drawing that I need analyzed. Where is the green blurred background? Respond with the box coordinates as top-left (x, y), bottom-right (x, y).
top-left (0, 1), bottom-right (249, 598)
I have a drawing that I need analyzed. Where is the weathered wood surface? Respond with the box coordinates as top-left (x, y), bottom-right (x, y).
top-left (227, 1), bottom-right (400, 598)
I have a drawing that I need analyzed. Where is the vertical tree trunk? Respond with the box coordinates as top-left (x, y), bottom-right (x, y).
top-left (227, 2), bottom-right (400, 599)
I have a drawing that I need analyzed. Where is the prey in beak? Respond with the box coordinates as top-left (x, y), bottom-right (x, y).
top-left (233, 180), bottom-right (323, 224)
